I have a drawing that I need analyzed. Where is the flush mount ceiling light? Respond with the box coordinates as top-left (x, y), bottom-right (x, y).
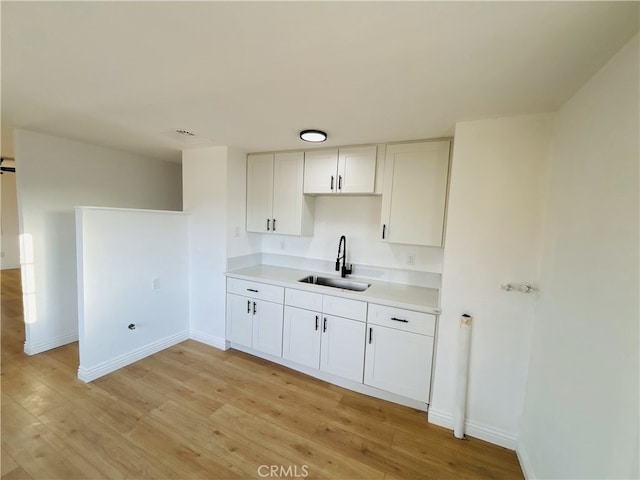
top-left (300, 129), bottom-right (327, 143)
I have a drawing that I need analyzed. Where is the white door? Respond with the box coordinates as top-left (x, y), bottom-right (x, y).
top-left (303, 150), bottom-right (338, 194)
top-left (320, 315), bottom-right (366, 382)
top-left (247, 153), bottom-right (274, 233)
top-left (252, 299), bottom-right (284, 357)
top-left (272, 152), bottom-right (304, 235)
top-left (226, 293), bottom-right (253, 347)
top-left (282, 306), bottom-right (321, 369)
top-left (381, 141), bottom-right (450, 246)
top-left (364, 325), bottom-right (434, 402)
top-left (338, 146), bottom-right (377, 194)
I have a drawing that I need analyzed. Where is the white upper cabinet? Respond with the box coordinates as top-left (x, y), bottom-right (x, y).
top-left (246, 152), bottom-right (314, 236)
top-left (246, 153), bottom-right (274, 233)
top-left (380, 140), bottom-right (450, 246)
top-left (303, 146), bottom-right (377, 195)
top-left (303, 149), bottom-right (338, 194)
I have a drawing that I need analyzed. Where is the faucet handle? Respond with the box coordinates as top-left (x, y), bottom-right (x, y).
top-left (343, 264), bottom-right (353, 277)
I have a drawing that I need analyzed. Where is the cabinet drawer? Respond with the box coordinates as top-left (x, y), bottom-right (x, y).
top-left (322, 295), bottom-right (367, 322)
top-left (367, 304), bottom-right (435, 336)
top-left (227, 278), bottom-right (284, 304)
top-left (285, 288), bottom-right (323, 311)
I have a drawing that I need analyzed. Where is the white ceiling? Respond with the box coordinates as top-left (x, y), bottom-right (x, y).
top-left (2, 1), bottom-right (638, 163)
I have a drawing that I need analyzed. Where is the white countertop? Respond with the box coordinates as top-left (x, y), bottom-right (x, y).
top-left (225, 265), bottom-right (440, 314)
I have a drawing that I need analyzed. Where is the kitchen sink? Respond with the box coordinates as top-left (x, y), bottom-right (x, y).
top-left (298, 275), bottom-right (371, 292)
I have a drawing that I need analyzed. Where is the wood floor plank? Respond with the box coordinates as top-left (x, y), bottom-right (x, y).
top-left (1, 268), bottom-right (523, 480)
top-left (37, 403), bottom-right (182, 480)
top-left (124, 413), bottom-right (244, 479)
top-left (211, 403), bottom-right (386, 480)
top-left (1, 394), bottom-right (107, 479)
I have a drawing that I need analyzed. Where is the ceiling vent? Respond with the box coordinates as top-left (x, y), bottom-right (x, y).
top-left (160, 129), bottom-right (215, 147)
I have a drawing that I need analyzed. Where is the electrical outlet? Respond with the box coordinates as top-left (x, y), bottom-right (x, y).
top-left (152, 278), bottom-right (160, 290)
top-left (407, 253), bottom-right (415, 266)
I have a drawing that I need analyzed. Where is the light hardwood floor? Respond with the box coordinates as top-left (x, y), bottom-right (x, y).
top-left (1, 268), bottom-right (523, 479)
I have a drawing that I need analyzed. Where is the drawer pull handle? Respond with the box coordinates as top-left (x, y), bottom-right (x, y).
top-left (369, 327), bottom-right (373, 344)
top-left (247, 300), bottom-right (251, 313)
top-left (323, 317), bottom-right (327, 333)
top-left (247, 288), bottom-right (259, 293)
top-left (338, 175), bottom-right (343, 191)
top-left (253, 302), bottom-right (257, 315)
top-left (391, 317), bottom-right (409, 323)
top-left (330, 175), bottom-right (334, 191)
top-left (315, 315), bottom-right (319, 331)
top-left (267, 218), bottom-right (270, 231)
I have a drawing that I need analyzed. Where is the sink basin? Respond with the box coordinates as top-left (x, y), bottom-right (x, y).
top-left (298, 275), bottom-right (370, 292)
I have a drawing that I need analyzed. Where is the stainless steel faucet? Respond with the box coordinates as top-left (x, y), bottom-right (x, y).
top-left (336, 235), bottom-right (353, 278)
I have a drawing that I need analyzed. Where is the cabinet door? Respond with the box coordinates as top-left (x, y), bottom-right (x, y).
top-left (364, 325), bottom-right (434, 402)
top-left (273, 152), bottom-right (304, 235)
top-left (381, 141), bottom-right (450, 246)
top-left (247, 153), bottom-right (274, 233)
top-left (338, 146), bottom-right (377, 194)
top-left (320, 315), bottom-right (366, 382)
top-left (227, 293), bottom-right (253, 347)
top-left (282, 306), bottom-right (321, 369)
top-left (303, 150), bottom-right (338, 194)
top-left (252, 299), bottom-right (284, 357)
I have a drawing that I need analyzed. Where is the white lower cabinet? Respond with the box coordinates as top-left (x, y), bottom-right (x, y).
top-left (252, 300), bottom-right (285, 356)
top-left (364, 324), bottom-right (434, 402)
top-left (228, 281), bottom-right (438, 408)
top-left (227, 293), bottom-right (254, 346)
top-left (226, 278), bottom-right (284, 357)
top-left (283, 306), bottom-right (321, 369)
top-left (227, 293), bottom-right (284, 356)
top-left (283, 291), bottom-right (366, 383)
top-left (320, 314), bottom-right (366, 383)
top-left (364, 303), bottom-right (436, 402)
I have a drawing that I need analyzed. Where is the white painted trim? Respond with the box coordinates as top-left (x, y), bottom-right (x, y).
top-left (24, 332), bottom-right (78, 355)
top-left (516, 441), bottom-right (536, 479)
top-left (77, 330), bottom-right (189, 382)
top-left (229, 342), bottom-right (429, 412)
top-left (75, 206), bottom-right (190, 216)
top-left (189, 330), bottom-right (229, 350)
top-left (428, 407), bottom-right (517, 450)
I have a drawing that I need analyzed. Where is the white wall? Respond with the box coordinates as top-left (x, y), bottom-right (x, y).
top-left (261, 195), bottom-right (444, 274)
top-left (14, 130), bottom-right (183, 355)
top-left (429, 114), bottom-right (554, 448)
top-left (182, 146), bottom-right (231, 348)
top-left (518, 35), bottom-right (639, 479)
top-left (1, 127), bottom-right (20, 269)
top-left (76, 207), bottom-right (189, 382)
